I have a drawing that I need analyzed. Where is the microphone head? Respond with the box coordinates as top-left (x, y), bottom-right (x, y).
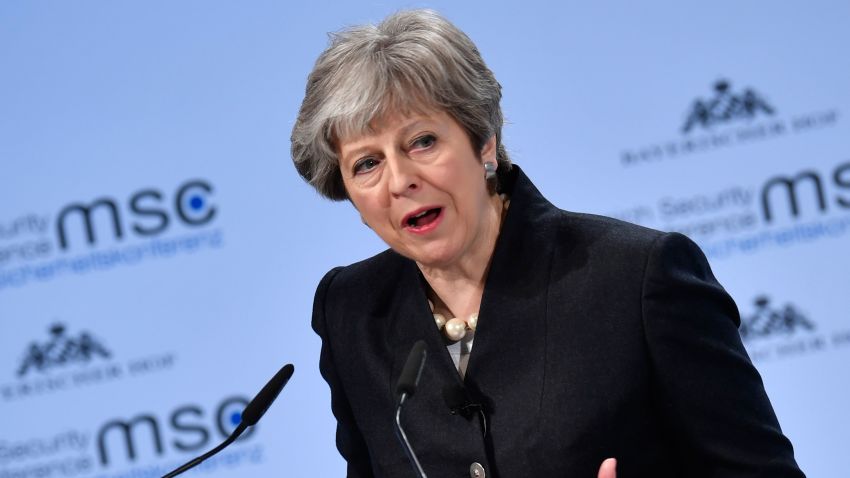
top-left (241, 363), bottom-right (294, 427)
top-left (396, 340), bottom-right (427, 397)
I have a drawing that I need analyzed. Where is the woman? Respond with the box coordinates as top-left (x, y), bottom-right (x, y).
top-left (291, 10), bottom-right (804, 478)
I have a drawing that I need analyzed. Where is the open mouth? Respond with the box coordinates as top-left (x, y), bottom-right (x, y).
top-left (403, 207), bottom-right (443, 230)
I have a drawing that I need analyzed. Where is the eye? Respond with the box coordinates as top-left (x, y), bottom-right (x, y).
top-left (353, 157), bottom-right (380, 175)
top-left (410, 134), bottom-right (436, 151)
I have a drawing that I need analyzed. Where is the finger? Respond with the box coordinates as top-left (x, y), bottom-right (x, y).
top-left (597, 457), bottom-right (617, 478)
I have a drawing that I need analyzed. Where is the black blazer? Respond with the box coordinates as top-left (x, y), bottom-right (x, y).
top-left (312, 166), bottom-right (804, 477)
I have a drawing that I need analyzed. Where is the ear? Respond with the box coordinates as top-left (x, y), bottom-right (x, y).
top-left (480, 135), bottom-right (497, 164)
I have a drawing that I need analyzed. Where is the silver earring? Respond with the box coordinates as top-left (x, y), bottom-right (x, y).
top-left (484, 162), bottom-right (497, 180)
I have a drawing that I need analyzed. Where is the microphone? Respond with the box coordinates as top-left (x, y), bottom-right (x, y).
top-left (394, 341), bottom-right (428, 478)
top-left (443, 385), bottom-right (488, 437)
top-left (161, 363), bottom-right (295, 478)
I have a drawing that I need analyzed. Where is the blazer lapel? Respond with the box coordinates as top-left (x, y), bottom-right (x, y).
top-left (383, 166), bottom-right (556, 475)
top-left (387, 259), bottom-right (465, 390)
top-left (464, 166), bottom-right (555, 471)
top-left (385, 258), bottom-right (492, 473)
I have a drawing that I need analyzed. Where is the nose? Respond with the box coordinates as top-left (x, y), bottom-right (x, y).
top-left (386, 152), bottom-right (420, 198)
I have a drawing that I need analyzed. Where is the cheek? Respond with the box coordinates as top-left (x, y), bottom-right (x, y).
top-left (356, 198), bottom-right (394, 231)
top-left (448, 167), bottom-right (488, 206)
top-left (349, 185), bottom-right (386, 213)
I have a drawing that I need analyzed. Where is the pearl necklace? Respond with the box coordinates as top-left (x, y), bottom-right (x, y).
top-left (429, 300), bottom-right (478, 342)
top-left (424, 193), bottom-right (506, 343)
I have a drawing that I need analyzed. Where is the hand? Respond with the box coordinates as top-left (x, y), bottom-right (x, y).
top-left (597, 458), bottom-right (617, 478)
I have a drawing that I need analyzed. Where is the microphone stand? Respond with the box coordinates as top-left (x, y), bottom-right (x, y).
top-left (394, 392), bottom-right (428, 478)
top-left (160, 363), bottom-right (294, 478)
top-left (394, 341), bottom-right (428, 478)
top-left (163, 422), bottom-right (247, 478)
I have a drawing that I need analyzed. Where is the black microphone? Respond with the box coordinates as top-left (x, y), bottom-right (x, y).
top-left (394, 341), bottom-right (428, 478)
top-left (161, 363), bottom-right (295, 478)
top-left (443, 385), bottom-right (488, 436)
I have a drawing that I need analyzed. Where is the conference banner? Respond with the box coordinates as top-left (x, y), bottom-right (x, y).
top-left (2, 2), bottom-right (847, 477)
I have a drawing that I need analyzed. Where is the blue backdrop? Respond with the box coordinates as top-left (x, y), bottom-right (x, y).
top-left (2, 2), bottom-right (848, 477)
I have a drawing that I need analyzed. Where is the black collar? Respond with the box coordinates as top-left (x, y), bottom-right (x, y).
top-left (387, 165), bottom-right (556, 447)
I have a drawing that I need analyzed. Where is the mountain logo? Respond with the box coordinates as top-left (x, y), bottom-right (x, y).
top-left (739, 295), bottom-right (815, 341)
top-left (16, 323), bottom-right (112, 377)
top-left (682, 79), bottom-right (775, 133)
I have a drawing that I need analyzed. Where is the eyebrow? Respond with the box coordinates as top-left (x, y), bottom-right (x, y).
top-left (339, 118), bottom-right (434, 165)
top-left (340, 145), bottom-right (373, 166)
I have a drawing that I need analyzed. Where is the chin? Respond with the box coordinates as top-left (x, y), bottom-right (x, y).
top-left (407, 244), bottom-right (462, 269)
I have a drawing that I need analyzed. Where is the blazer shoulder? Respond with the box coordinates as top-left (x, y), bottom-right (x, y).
top-left (506, 165), bottom-right (668, 256)
top-left (315, 248), bottom-right (411, 313)
top-left (553, 209), bottom-right (667, 255)
top-left (326, 247), bottom-right (406, 285)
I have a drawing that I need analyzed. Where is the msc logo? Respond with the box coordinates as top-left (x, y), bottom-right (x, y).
top-left (97, 396), bottom-right (252, 466)
top-left (760, 160), bottom-right (850, 222)
top-left (682, 79), bottom-right (775, 133)
top-left (17, 323), bottom-right (111, 377)
top-left (740, 295), bottom-right (815, 341)
top-left (56, 179), bottom-right (216, 251)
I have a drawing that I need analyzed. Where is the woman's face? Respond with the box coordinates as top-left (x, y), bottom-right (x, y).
top-left (337, 109), bottom-right (498, 269)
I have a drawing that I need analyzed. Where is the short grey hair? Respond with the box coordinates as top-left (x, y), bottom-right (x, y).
top-left (291, 9), bottom-right (511, 201)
